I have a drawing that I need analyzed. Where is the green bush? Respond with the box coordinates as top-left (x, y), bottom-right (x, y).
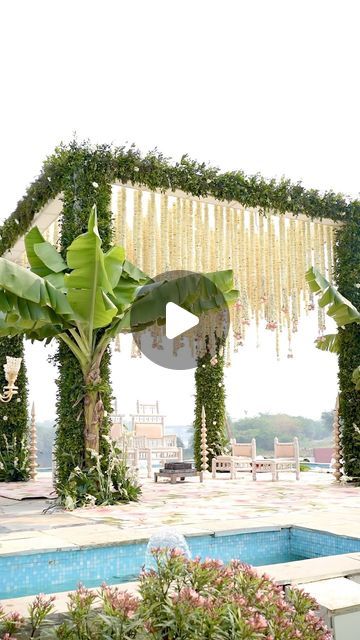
top-left (1, 549), bottom-right (332, 639)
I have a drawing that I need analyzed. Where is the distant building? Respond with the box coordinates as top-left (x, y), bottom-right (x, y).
top-left (313, 448), bottom-right (334, 464)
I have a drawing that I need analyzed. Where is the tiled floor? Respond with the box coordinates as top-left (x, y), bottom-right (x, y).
top-left (1, 471), bottom-right (360, 613)
top-left (1, 472), bottom-right (359, 550)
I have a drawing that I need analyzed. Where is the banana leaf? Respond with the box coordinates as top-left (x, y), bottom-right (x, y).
top-left (306, 267), bottom-right (360, 327)
top-left (117, 270), bottom-right (238, 331)
top-left (315, 333), bottom-right (340, 353)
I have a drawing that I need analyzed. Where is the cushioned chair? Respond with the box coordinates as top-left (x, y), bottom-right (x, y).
top-left (271, 437), bottom-right (300, 481)
top-left (212, 439), bottom-right (257, 480)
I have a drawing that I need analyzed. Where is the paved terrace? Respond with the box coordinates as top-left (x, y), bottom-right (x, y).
top-left (1, 472), bottom-right (359, 548)
top-left (1, 472), bottom-right (360, 613)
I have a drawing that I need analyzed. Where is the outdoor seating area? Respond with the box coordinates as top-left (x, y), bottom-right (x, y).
top-left (110, 401), bottom-right (183, 478)
top-left (212, 437), bottom-right (300, 481)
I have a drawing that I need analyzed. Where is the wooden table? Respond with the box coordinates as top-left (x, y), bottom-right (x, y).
top-left (154, 469), bottom-right (203, 483)
top-left (252, 459), bottom-right (277, 480)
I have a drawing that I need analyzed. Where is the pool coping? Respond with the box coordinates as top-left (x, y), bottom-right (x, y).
top-left (0, 523), bottom-right (290, 557)
top-left (0, 523), bottom-right (360, 558)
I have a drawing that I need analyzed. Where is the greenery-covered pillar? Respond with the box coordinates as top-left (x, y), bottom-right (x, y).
top-left (54, 143), bottom-right (114, 489)
top-left (0, 335), bottom-right (29, 481)
top-left (335, 209), bottom-right (360, 479)
top-left (194, 335), bottom-right (227, 471)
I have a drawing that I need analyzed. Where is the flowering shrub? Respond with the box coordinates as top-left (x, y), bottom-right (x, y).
top-left (0, 549), bottom-right (332, 639)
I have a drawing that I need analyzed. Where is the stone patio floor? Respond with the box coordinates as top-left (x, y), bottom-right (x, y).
top-left (1, 471), bottom-right (359, 551)
top-left (1, 471), bottom-right (360, 613)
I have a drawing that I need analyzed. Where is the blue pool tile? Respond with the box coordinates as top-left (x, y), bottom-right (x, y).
top-left (2, 527), bottom-right (360, 599)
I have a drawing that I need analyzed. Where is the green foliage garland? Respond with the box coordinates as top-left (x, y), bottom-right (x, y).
top-left (1, 139), bottom-right (358, 264)
top-left (0, 335), bottom-right (29, 481)
top-left (54, 142), bottom-right (114, 494)
top-left (194, 335), bottom-right (227, 471)
top-left (335, 215), bottom-right (360, 478)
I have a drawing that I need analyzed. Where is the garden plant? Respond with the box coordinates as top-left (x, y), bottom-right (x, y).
top-left (0, 549), bottom-right (331, 639)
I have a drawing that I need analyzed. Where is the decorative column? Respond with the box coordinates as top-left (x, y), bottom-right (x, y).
top-left (200, 405), bottom-right (208, 481)
top-left (333, 394), bottom-right (342, 482)
top-left (29, 402), bottom-right (38, 481)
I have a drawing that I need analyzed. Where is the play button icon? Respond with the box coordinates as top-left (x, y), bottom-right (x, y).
top-left (130, 269), bottom-right (230, 370)
top-left (165, 302), bottom-right (199, 340)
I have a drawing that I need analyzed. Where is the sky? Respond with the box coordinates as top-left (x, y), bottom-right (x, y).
top-left (1, 0), bottom-right (357, 425)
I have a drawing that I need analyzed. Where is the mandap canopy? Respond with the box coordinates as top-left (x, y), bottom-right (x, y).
top-left (0, 141), bottom-right (359, 481)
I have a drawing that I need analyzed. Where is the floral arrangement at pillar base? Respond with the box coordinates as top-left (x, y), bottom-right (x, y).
top-left (1, 549), bottom-right (332, 639)
top-left (0, 433), bottom-right (29, 482)
top-left (57, 437), bottom-right (141, 510)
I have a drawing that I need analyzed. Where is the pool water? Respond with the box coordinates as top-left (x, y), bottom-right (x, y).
top-left (2, 526), bottom-right (360, 599)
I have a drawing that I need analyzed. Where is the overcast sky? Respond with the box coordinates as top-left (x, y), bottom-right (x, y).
top-left (1, 0), bottom-right (356, 424)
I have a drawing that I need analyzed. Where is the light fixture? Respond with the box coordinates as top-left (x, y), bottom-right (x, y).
top-left (0, 357), bottom-right (22, 403)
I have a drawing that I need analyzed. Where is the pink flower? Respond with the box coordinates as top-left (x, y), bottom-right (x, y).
top-left (172, 587), bottom-right (212, 609)
top-left (6, 613), bottom-right (23, 623)
top-left (102, 586), bottom-right (139, 618)
top-left (201, 558), bottom-right (224, 570)
top-left (266, 320), bottom-right (278, 331)
top-left (170, 548), bottom-right (185, 558)
top-left (249, 613), bottom-right (268, 630)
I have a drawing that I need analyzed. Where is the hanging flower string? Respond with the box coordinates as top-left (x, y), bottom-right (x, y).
top-left (112, 185), bottom-right (336, 360)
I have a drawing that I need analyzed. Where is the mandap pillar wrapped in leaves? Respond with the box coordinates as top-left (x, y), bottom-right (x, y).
top-left (54, 147), bottom-right (115, 490)
top-left (0, 335), bottom-right (29, 482)
top-left (0, 205), bottom-right (237, 505)
top-left (307, 264), bottom-right (360, 479)
top-left (194, 335), bottom-right (227, 471)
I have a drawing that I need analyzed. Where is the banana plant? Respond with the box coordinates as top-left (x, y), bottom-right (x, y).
top-left (0, 206), bottom-right (238, 458)
top-left (305, 266), bottom-right (360, 389)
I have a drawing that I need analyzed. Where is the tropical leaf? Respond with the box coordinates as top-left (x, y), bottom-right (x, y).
top-left (306, 267), bottom-right (360, 391)
top-left (1, 207), bottom-right (240, 386)
top-left (67, 288), bottom-right (117, 329)
top-left (24, 227), bottom-right (51, 277)
top-left (0, 258), bottom-right (46, 304)
top-left (306, 267), bottom-right (360, 327)
top-left (108, 259), bottom-right (152, 314)
top-left (110, 279), bottom-right (145, 313)
top-left (0, 259), bottom-right (72, 316)
top-left (65, 206), bottom-right (115, 336)
top-left (118, 270), bottom-right (238, 331)
top-left (34, 241), bottom-right (67, 274)
top-left (122, 259), bottom-right (149, 284)
top-left (104, 246), bottom-right (125, 289)
top-left (315, 333), bottom-right (340, 353)
top-left (44, 272), bottom-right (66, 290)
top-left (0, 309), bottom-right (66, 340)
top-left (65, 207), bottom-right (111, 291)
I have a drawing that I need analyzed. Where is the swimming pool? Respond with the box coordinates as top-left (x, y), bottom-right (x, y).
top-left (2, 526), bottom-right (360, 599)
